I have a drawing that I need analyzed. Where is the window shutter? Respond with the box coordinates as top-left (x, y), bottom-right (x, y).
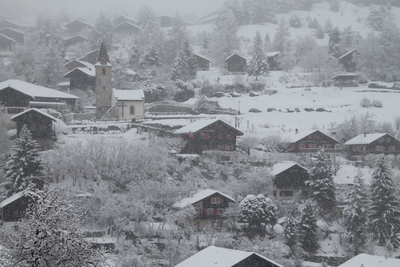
top-left (210, 198), bottom-right (212, 204)
top-left (220, 198), bottom-right (223, 203)
top-left (205, 209), bottom-right (207, 215)
top-left (199, 209), bottom-right (202, 215)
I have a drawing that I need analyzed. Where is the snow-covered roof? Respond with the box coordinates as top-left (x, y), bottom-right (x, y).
top-left (332, 73), bottom-right (358, 79)
top-left (338, 49), bottom-right (356, 60)
top-left (0, 27), bottom-right (26, 35)
top-left (11, 108), bottom-right (57, 122)
top-left (225, 53), bottom-right (246, 61)
top-left (174, 119), bottom-right (243, 135)
top-left (63, 67), bottom-right (95, 77)
top-left (114, 21), bottom-right (143, 31)
top-left (113, 88), bottom-right (144, 101)
top-left (266, 51), bottom-right (282, 57)
top-left (175, 246), bottom-right (283, 267)
top-left (281, 130), bottom-right (339, 144)
top-left (270, 161), bottom-right (308, 176)
top-left (338, 253), bottom-right (400, 267)
top-left (64, 35), bottom-right (88, 41)
top-left (344, 133), bottom-right (397, 145)
top-left (114, 15), bottom-right (139, 23)
top-left (172, 189), bottom-right (235, 209)
top-left (0, 33), bottom-right (16, 43)
top-left (64, 19), bottom-right (93, 28)
top-left (194, 53), bottom-right (213, 62)
top-left (0, 79), bottom-right (79, 100)
top-left (0, 190), bottom-right (27, 208)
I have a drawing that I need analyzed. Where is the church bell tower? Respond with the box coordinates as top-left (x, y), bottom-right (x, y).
top-left (95, 41), bottom-right (112, 119)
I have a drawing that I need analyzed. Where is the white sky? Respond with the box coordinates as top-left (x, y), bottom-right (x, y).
top-left (1, 0), bottom-right (225, 23)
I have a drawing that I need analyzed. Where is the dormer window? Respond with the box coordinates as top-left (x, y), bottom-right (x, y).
top-left (102, 58), bottom-right (106, 64)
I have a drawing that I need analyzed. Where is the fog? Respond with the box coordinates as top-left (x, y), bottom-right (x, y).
top-left (1, 0), bottom-right (225, 23)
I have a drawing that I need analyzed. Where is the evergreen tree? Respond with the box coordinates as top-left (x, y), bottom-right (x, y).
top-left (0, 110), bottom-right (11, 158)
top-left (328, 27), bottom-right (341, 58)
top-left (170, 41), bottom-right (197, 82)
top-left (343, 168), bottom-right (370, 255)
top-left (324, 18), bottom-right (333, 34)
top-left (193, 96), bottom-right (211, 114)
top-left (284, 215), bottom-right (299, 248)
top-left (164, 12), bottom-right (189, 65)
top-left (139, 44), bottom-right (162, 69)
top-left (138, 6), bottom-right (158, 28)
top-left (306, 148), bottom-right (336, 213)
top-left (3, 125), bottom-right (48, 197)
top-left (272, 18), bottom-right (290, 53)
top-left (38, 18), bottom-right (63, 46)
top-left (298, 200), bottom-right (319, 253)
top-left (128, 40), bottom-right (140, 70)
top-left (90, 12), bottom-right (114, 50)
top-left (36, 42), bottom-right (66, 88)
top-left (369, 155), bottom-right (400, 248)
top-left (238, 194), bottom-right (277, 229)
top-left (247, 31), bottom-right (269, 80)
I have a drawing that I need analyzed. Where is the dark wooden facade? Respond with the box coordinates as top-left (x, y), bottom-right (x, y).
top-left (0, 193), bottom-right (32, 224)
top-left (225, 53), bottom-right (247, 74)
top-left (0, 33), bottom-right (16, 52)
top-left (77, 49), bottom-right (99, 65)
top-left (194, 53), bottom-right (212, 71)
top-left (266, 52), bottom-right (283, 70)
top-left (192, 192), bottom-right (233, 220)
top-left (272, 163), bottom-right (310, 200)
top-left (332, 73), bottom-right (359, 87)
top-left (114, 21), bottom-right (142, 34)
top-left (0, 27), bottom-right (24, 43)
top-left (177, 120), bottom-right (244, 154)
top-left (0, 19), bottom-right (26, 31)
top-left (64, 20), bottom-right (93, 36)
top-left (284, 130), bottom-right (341, 154)
top-left (346, 133), bottom-right (400, 160)
top-left (339, 49), bottom-right (357, 72)
top-left (64, 59), bottom-right (89, 71)
top-left (64, 68), bottom-right (95, 90)
top-left (113, 15), bottom-right (139, 26)
top-left (12, 109), bottom-right (56, 139)
top-left (64, 35), bottom-right (88, 47)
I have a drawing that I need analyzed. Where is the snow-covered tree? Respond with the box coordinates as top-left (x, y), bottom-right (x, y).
top-left (273, 18), bottom-right (290, 53)
top-left (343, 168), bottom-right (370, 255)
top-left (284, 215), bottom-right (299, 248)
top-left (0, 188), bottom-right (106, 266)
top-left (36, 42), bottom-right (66, 88)
top-left (138, 6), bottom-right (158, 28)
top-left (3, 125), bottom-right (48, 197)
top-left (0, 111), bottom-right (11, 158)
top-left (328, 27), bottom-right (341, 58)
top-left (306, 148), bottom-right (336, 214)
top-left (139, 44), bottom-right (162, 69)
top-left (298, 200), bottom-right (319, 253)
top-left (369, 155), bottom-right (400, 248)
top-left (90, 12), bottom-right (114, 50)
top-left (247, 32), bottom-right (269, 80)
top-left (163, 12), bottom-right (189, 65)
top-left (193, 96), bottom-right (211, 114)
top-left (38, 17), bottom-right (63, 46)
top-left (128, 40), bottom-right (140, 70)
top-left (170, 41), bottom-right (197, 82)
top-left (238, 194), bottom-right (277, 229)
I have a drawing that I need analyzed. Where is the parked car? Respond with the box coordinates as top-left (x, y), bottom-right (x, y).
top-left (249, 108), bottom-right (262, 113)
top-left (295, 108), bottom-right (301, 112)
top-left (267, 108), bottom-right (276, 112)
top-left (229, 92), bottom-right (241, 97)
top-left (212, 92), bottom-right (225, 98)
top-left (368, 83), bottom-right (386, 89)
top-left (249, 92), bottom-right (260, 97)
top-left (316, 108), bottom-right (328, 112)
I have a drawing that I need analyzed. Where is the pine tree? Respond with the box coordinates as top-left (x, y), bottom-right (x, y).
top-left (3, 125), bottom-right (48, 197)
top-left (369, 155), bottom-right (400, 248)
top-left (247, 32), bottom-right (269, 80)
top-left (343, 168), bottom-right (370, 255)
top-left (170, 41), bottom-right (197, 82)
top-left (284, 215), bottom-right (299, 248)
top-left (328, 27), bottom-right (342, 58)
top-left (164, 12), bottom-right (189, 65)
top-left (306, 148), bottom-right (336, 214)
top-left (128, 40), bottom-right (140, 70)
top-left (298, 200), bottom-right (319, 253)
top-left (139, 44), bottom-right (162, 69)
top-left (273, 18), bottom-right (290, 53)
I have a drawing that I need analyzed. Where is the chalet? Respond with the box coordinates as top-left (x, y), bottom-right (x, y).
top-left (225, 53), bottom-right (247, 75)
top-left (0, 79), bottom-right (78, 128)
top-left (11, 109), bottom-right (57, 149)
top-left (0, 27), bottom-right (25, 43)
top-left (77, 49), bottom-right (99, 65)
top-left (0, 190), bottom-right (33, 226)
top-left (172, 189), bottom-right (235, 230)
top-left (194, 53), bottom-right (212, 71)
top-left (158, 15), bottom-right (192, 27)
top-left (63, 66), bottom-right (95, 90)
top-left (344, 133), bottom-right (400, 160)
top-left (270, 162), bottom-right (309, 200)
top-left (174, 119), bottom-right (244, 158)
top-left (64, 59), bottom-right (94, 72)
top-left (64, 20), bottom-right (93, 36)
top-left (266, 51), bottom-right (283, 70)
top-left (339, 49), bottom-right (357, 72)
top-left (113, 15), bottom-right (139, 26)
top-left (280, 129), bottom-right (341, 154)
top-left (0, 33), bottom-right (16, 52)
top-left (64, 35), bottom-right (88, 47)
top-left (112, 89), bottom-right (145, 121)
top-left (338, 253), bottom-right (400, 267)
top-left (175, 246), bottom-right (283, 267)
top-left (114, 21), bottom-right (142, 35)
top-left (0, 19), bottom-right (27, 31)
top-left (332, 73), bottom-right (359, 87)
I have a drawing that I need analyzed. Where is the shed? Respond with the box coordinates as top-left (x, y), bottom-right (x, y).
top-left (332, 73), bottom-right (359, 87)
top-left (225, 53), bottom-right (247, 74)
top-left (0, 190), bottom-right (33, 225)
top-left (0, 33), bottom-right (16, 52)
top-left (194, 53), bottom-right (212, 71)
top-left (0, 27), bottom-right (25, 43)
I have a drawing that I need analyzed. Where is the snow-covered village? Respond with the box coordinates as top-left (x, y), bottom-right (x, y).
top-left (1, 0), bottom-right (400, 266)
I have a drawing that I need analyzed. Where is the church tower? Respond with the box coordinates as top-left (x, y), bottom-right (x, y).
top-left (95, 41), bottom-right (112, 119)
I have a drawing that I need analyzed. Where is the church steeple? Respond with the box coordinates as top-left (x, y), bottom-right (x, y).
top-left (96, 41), bottom-right (111, 66)
top-left (95, 41), bottom-right (112, 119)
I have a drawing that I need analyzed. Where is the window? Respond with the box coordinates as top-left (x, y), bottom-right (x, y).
top-left (129, 105), bottom-right (135, 115)
top-left (376, 146), bottom-right (384, 152)
top-left (389, 146), bottom-right (396, 152)
top-left (101, 58), bottom-right (106, 64)
top-left (279, 190), bottom-right (293, 197)
top-left (218, 208), bottom-right (225, 214)
top-left (386, 137), bottom-right (391, 142)
top-left (207, 208), bottom-right (213, 215)
top-left (203, 133), bottom-right (210, 139)
top-left (210, 197), bottom-right (221, 204)
top-left (102, 68), bottom-right (106, 75)
top-left (227, 134), bottom-right (231, 139)
top-left (218, 134), bottom-right (223, 139)
top-left (7, 108), bottom-right (23, 114)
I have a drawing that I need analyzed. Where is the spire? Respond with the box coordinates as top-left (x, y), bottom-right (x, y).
top-left (96, 41), bottom-right (110, 65)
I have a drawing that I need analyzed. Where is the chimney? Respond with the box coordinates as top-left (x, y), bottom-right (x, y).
top-left (190, 188), bottom-right (195, 198)
top-left (331, 132), bottom-right (336, 139)
top-left (295, 128), bottom-right (298, 134)
top-left (364, 132), bottom-right (367, 138)
top-left (178, 192), bottom-right (182, 203)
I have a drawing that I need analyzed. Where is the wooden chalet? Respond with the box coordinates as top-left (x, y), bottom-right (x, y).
top-left (64, 20), bottom-right (93, 36)
top-left (64, 35), bottom-right (88, 47)
top-left (174, 119), bottom-right (244, 156)
top-left (114, 21), bottom-right (142, 35)
top-left (270, 162), bottom-right (309, 200)
top-left (113, 15), bottom-right (139, 26)
top-left (112, 88), bottom-right (145, 121)
top-left (0, 27), bottom-right (25, 43)
top-left (0, 79), bottom-right (78, 128)
top-left (344, 133), bottom-right (400, 160)
top-left (175, 246), bottom-right (283, 267)
top-left (266, 51), bottom-right (283, 70)
top-left (280, 129), bottom-right (341, 154)
top-left (339, 49), bottom-right (357, 72)
top-left (225, 53), bottom-right (247, 75)
top-left (63, 66), bottom-right (95, 90)
top-left (0, 33), bottom-right (16, 52)
top-left (158, 15), bottom-right (192, 27)
top-left (77, 49), bottom-right (99, 65)
top-left (338, 253), bottom-right (400, 267)
top-left (332, 73), bottom-right (359, 87)
top-left (173, 189), bottom-right (235, 230)
top-left (0, 19), bottom-right (27, 31)
top-left (194, 53), bottom-right (212, 71)
top-left (11, 108), bottom-right (56, 139)
top-left (0, 190), bottom-right (33, 226)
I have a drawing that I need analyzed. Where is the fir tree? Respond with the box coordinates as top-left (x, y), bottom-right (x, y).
top-left (170, 41), bottom-right (197, 82)
top-left (90, 12), bottom-right (114, 50)
top-left (273, 18), bottom-right (290, 53)
top-left (298, 200), bottom-right (319, 253)
top-left (343, 168), bottom-right (370, 255)
top-left (306, 148), bottom-right (336, 214)
top-left (164, 12), bottom-right (189, 65)
top-left (139, 44), bottom-right (162, 69)
top-left (328, 27), bottom-right (342, 58)
top-left (369, 155), bottom-right (400, 248)
top-left (285, 215), bottom-right (299, 248)
top-left (247, 31), bottom-right (269, 80)
top-left (128, 40), bottom-right (140, 70)
top-left (3, 125), bottom-right (48, 197)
